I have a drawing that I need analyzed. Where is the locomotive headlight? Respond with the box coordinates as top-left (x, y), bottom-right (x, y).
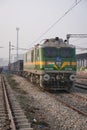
top-left (43, 74), bottom-right (50, 81)
top-left (69, 74), bottom-right (76, 81)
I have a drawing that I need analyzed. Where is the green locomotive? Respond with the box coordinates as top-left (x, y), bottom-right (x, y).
top-left (24, 37), bottom-right (76, 90)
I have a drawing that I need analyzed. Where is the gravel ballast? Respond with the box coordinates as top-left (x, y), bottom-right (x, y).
top-left (8, 75), bottom-right (87, 130)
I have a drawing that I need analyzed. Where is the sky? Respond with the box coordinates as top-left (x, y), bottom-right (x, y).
top-left (0, 0), bottom-right (87, 60)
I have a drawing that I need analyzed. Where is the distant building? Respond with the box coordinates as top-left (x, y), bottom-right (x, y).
top-left (76, 53), bottom-right (87, 71)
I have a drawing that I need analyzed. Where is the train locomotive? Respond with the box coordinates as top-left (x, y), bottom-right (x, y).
top-left (23, 37), bottom-right (76, 90)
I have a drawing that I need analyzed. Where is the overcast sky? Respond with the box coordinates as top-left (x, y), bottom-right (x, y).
top-left (0, 0), bottom-right (87, 59)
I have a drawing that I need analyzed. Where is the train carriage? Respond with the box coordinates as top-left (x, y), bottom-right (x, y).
top-left (0, 67), bottom-right (3, 73)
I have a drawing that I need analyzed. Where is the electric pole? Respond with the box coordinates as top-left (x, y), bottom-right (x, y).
top-left (16, 27), bottom-right (20, 61)
top-left (9, 41), bottom-right (11, 72)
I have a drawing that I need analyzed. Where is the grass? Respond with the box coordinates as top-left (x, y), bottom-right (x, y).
top-left (6, 74), bottom-right (27, 94)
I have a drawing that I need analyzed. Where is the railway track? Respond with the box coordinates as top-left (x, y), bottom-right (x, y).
top-left (75, 82), bottom-right (87, 90)
top-left (25, 75), bottom-right (87, 117)
top-left (47, 90), bottom-right (87, 118)
top-left (0, 75), bottom-right (33, 130)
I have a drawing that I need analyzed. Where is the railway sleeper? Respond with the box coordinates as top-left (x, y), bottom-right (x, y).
top-left (3, 76), bottom-right (33, 130)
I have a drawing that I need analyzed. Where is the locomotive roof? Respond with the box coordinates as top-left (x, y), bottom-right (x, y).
top-left (25, 37), bottom-right (75, 54)
top-left (36, 37), bottom-right (75, 48)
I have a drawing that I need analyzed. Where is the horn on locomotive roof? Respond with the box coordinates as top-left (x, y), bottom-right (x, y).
top-left (55, 37), bottom-right (59, 41)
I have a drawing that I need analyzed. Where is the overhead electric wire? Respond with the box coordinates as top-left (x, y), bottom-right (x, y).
top-left (76, 46), bottom-right (87, 50)
top-left (30, 0), bottom-right (82, 46)
top-left (11, 45), bottom-right (29, 51)
top-left (70, 38), bottom-right (82, 43)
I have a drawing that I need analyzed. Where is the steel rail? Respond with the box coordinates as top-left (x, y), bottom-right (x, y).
top-left (70, 92), bottom-right (87, 102)
top-left (46, 91), bottom-right (87, 117)
top-left (1, 76), bottom-right (17, 130)
top-left (55, 96), bottom-right (87, 117)
top-left (75, 82), bottom-right (87, 90)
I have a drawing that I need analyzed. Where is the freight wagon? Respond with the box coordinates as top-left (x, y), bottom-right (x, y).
top-left (10, 60), bottom-right (23, 75)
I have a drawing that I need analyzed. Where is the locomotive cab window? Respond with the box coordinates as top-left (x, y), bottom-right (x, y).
top-left (31, 50), bottom-right (34, 62)
top-left (43, 47), bottom-right (58, 58)
top-left (35, 49), bottom-right (39, 60)
top-left (24, 53), bottom-right (27, 62)
top-left (60, 48), bottom-right (73, 58)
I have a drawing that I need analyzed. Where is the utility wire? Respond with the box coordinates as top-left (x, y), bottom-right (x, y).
top-left (30, 0), bottom-right (82, 46)
top-left (70, 38), bottom-right (82, 43)
top-left (76, 46), bottom-right (87, 50)
top-left (12, 47), bottom-right (28, 51)
top-left (11, 45), bottom-right (29, 51)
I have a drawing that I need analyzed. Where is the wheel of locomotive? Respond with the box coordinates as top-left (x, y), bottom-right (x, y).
top-left (67, 82), bottom-right (74, 91)
top-left (36, 75), bottom-right (39, 84)
top-left (30, 74), bottom-right (34, 83)
top-left (33, 74), bottom-right (36, 84)
top-left (27, 73), bottom-right (30, 81)
top-left (39, 75), bottom-right (44, 89)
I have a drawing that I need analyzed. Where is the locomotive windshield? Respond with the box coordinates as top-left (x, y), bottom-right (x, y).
top-left (43, 47), bottom-right (58, 58)
top-left (60, 48), bottom-right (73, 58)
top-left (43, 47), bottom-right (74, 58)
